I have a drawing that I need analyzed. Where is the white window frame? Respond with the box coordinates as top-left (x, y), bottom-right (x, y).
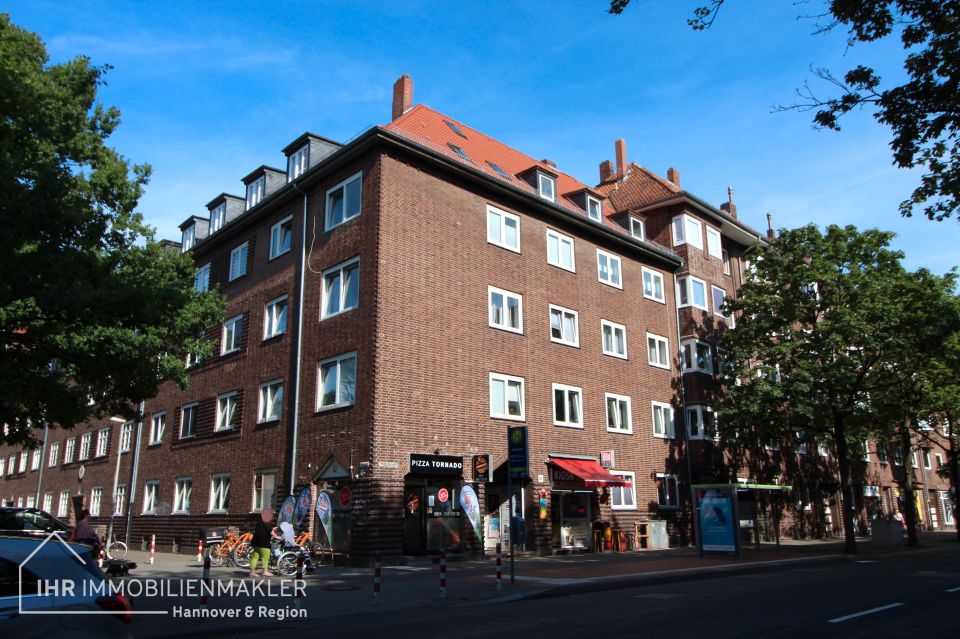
top-left (79, 432), bottom-right (91, 460)
top-left (652, 401), bottom-right (675, 439)
top-left (922, 450), bottom-right (932, 469)
top-left (488, 286), bottom-right (524, 334)
top-left (489, 372), bottom-right (525, 421)
top-left (321, 257), bottom-right (361, 319)
top-left (605, 393), bottom-right (633, 434)
top-left (182, 225), bottom-right (195, 252)
top-left (317, 352), bottom-right (357, 411)
top-left (58, 490), bottom-right (70, 517)
top-left (18, 451), bottom-right (27, 473)
top-left (258, 379), bottom-right (284, 423)
top-left (537, 172), bottom-right (556, 202)
top-left (677, 275), bottom-right (708, 311)
top-left (722, 249), bottom-right (731, 275)
top-left (215, 392), bottom-right (238, 432)
top-left (549, 304), bottom-right (579, 348)
top-left (149, 413), bottom-right (165, 445)
top-left (89, 487), bottom-right (102, 517)
top-left (687, 405), bottom-right (717, 440)
top-left (245, 175), bottom-right (265, 210)
top-left (95, 427), bottom-right (109, 457)
top-left (705, 226), bottom-right (722, 259)
top-left (8, 454), bottom-right (16, 475)
top-left (173, 477), bottom-right (192, 514)
top-left (596, 249), bottom-right (623, 289)
top-left (48, 442), bottom-right (59, 467)
top-left (31, 449), bottom-right (40, 470)
top-left (552, 383), bottom-right (583, 429)
top-left (682, 339), bottom-right (714, 374)
top-left (194, 263), bottom-right (211, 293)
top-left (0, 458), bottom-right (5, 476)
top-left (114, 484), bottom-right (126, 516)
top-left (222, 315), bottom-right (243, 354)
top-left (712, 285), bottom-right (735, 328)
top-left (264, 295), bottom-right (288, 339)
top-left (641, 267), bottom-right (665, 303)
top-left (288, 144), bottom-right (309, 181)
top-left (252, 470), bottom-right (279, 512)
top-left (64, 438), bottom-right (75, 464)
top-left (209, 474), bottom-right (230, 514)
top-left (586, 195), bottom-right (602, 222)
top-left (940, 491), bottom-right (955, 526)
top-left (269, 215), bottom-right (293, 260)
top-left (657, 473), bottom-right (680, 509)
top-left (672, 214), bottom-right (703, 249)
top-left (629, 216), bottom-right (645, 240)
top-left (646, 332), bottom-right (670, 369)
top-left (601, 320), bottom-right (628, 360)
top-left (325, 171), bottom-right (362, 231)
top-left (229, 242), bottom-right (248, 281)
top-left (610, 471), bottom-right (636, 511)
top-left (545, 229), bottom-right (575, 272)
top-left (209, 203), bottom-right (226, 234)
top-left (143, 480), bottom-right (159, 515)
top-left (119, 423), bottom-right (132, 453)
top-left (180, 403), bottom-right (198, 439)
top-left (486, 205), bottom-right (520, 253)
top-left (42, 492), bottom-right (53, 514)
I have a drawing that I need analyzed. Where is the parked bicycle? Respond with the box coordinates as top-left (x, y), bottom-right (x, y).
top-left (206, 529), bottom-right (252, 568)
top-left (235, 530), bottom-right (315, 568)
top-left (103, 533), bottom-right (128, 560)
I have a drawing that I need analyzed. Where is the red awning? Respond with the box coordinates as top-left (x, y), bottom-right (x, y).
top-left (548, 457), bottom-right (632, 487)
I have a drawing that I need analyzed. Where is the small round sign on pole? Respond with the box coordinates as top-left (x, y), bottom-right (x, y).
top-left (437, 488), bottom-right (449, 503)
top-left (339, 486), bottom-right (352, 508)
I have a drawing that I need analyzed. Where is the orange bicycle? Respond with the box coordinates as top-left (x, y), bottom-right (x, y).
top-left (206, 530), bottom-right (252, 568)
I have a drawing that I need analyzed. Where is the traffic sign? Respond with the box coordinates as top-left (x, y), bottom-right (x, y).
top-left (508, 426), bottom-right (528, 477)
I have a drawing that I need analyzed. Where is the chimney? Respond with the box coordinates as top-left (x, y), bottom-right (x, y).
top-left (615, 139), bottom-right (627, 178)
top-left (766, 212), bottom-right (775, 239)
top-left (599, 160), bottom-right (614, 182)
top-left (391, 74), bottom-right (413, 121)
top-left (720, 186), bottom-right (738, 219)
top-left (666, 167), bottom-right (680, 188)
top-left (541, 159), bottom-right (557, 168)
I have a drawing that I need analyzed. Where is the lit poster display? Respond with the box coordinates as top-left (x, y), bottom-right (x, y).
top-left (696, 486), bottom-right (738, 555)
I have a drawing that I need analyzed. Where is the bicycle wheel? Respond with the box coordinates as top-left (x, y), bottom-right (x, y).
top-left (232, 542), bottom-right (252, 568)
top-left (106, 540), bottom-right (127, 561)
top-left (206, 542), bottom-right (228, 567)
top-left (275, 552), bottom-right (298, 576)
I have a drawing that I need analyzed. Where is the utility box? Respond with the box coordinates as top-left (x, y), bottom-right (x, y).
top-left (648, 520), bottom-right (670, 549)
top-left (870, 519), bottom-right (903, 550)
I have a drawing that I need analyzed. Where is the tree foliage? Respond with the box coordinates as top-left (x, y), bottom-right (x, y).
top-left (0, 14), bottom-right (224, 446)
top-left (610, 1), bottom-right (960, 222)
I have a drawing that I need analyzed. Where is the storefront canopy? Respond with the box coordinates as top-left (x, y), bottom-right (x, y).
top-left (548, 457), bottom-right (632, 487)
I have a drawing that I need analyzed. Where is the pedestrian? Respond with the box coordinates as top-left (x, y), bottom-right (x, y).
top-left (71, 509), bottom-right (100, 555)
top-left (249, 508), bottom-right (277, 578)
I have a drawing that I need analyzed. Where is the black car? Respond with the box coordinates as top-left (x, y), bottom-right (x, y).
top-left (0, 507), bottom-right (71, 539)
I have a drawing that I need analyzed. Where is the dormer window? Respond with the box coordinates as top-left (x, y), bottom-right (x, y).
top-left (210, 203), bottom-right (226, 233)
top-left (181, 225), bottom-right (195, 252)
top-left (288, 145), bottom-right (309, 181)
top-left (586, 196), bottom-right (602, 222)
top-left (538, 173), bottom-right (556, 202)
top-left (629, 216), bottom-right (645, 240)
top-left (246, 176), bottom-right (265, 210)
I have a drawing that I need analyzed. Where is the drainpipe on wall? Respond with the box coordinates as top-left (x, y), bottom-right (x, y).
top-left (287, 182), bottom-right (309, 497)
top-left (671, 272), bottom-right (697, 547)
top-left (106, 418), bottom-right (125, 545)
top-left (33, 422), bottom-right (49, 506)
top-left (124, 402), bottom-right (145, 547)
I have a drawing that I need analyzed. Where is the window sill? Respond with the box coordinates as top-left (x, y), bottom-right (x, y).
top-left (553, 422), bottom-right (584, 429)
top-left (598, 280), bottom-right (623, 290)
top-left (221, 348), bottom-right (241, 357)
top-left (262, 332), bottom-right (287, 343)
top-left (257, 418), bottom-right (280, 425)
top-left (648, 362), bottom-right (671, 370)
top-left (602, 352), bottom-right (628, 361)
top-left (550, 339), bottom-right (579, 348)
top-left (178, 435), bottom-right (195, 441)
top-left (490, 415), bottom-right (525, 423)
top-left (642, 294), bottom-right (666, 305)
top-left (207, 510), bottom-right (228, 515)
top-left (487, 240), bottom-right (520, 254)
top-left (653, 433), bottom-right (675, 440)
top-left (321, 306), bottom-right (358, 322)
top-left (147, 442), bottom-right (162, 447)
top-left (171, 511), bottom-right (190, 516)
top-left (214, 427), bottom-right (236, 434)
top-left (489, 324), bottom-right (524, 336)
top-left (606, 429), bottom-right (633, 435)
top-left (316, 402), bottom-right (355, 414)
top-left (610, 506), bottom-right (637, 511)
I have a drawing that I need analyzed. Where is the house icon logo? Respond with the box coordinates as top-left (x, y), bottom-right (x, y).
top-left (18, 531), bottom-right (99, 616)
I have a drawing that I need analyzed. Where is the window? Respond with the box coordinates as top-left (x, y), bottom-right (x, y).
top-left (605, 393), bottom-right (632, 434)
top-left (549, 305), bottom-right (579, 347)
top-left (0, 457), bottom-right (4, 476)
top-left (646, 333), bottom-right (670, 369)
top-left (246, 175), bottom-right (265, 210)
top-left (269, 216), bottom-right (293, 259)
top-left (79, 433), bottom-right (91, 460)
top-left (610, 471), bottom-right (636, 510)
top-left (706, 227), bottom-right (722, 259)
top-left (793, 430), bottom-right (808, 455)
top-left (552, 384), bottom-right (583, 428)
top-left (940, 491), bottom-right (955, 526)
top-left (322, 258), bottom-right (360, 319)
top-left (42, 492), bottom-right (52, 513)
top-left (877, 446), bottom-right (889, 465)
top-left (656, 474), bottom-right (679, 508)
top-left (64, 438), bottom-right (75, 464)
top-left (31, 449), bottom-right (40, 470)
top-left (259, 379), bottom-right (284, 422)
top-left (209, 203), bottom-right (226, 233)
top-left (222, 315), bottom-right (243, 354)
top-left (677, 275), bottom-right (708, 311)
top-left (936, 453), bottom-right (944, 470)
top-left (90, 487), bottom-right (102, 517)
top-left (486, 205), bottom-right (520, 252)
top-left (586, 196), bottom-right (602, 222)
top-left (288, 144), bottom-right (309, 180)
top-left (18, 451), bottom-right (27, 473)
top-left (546, 230), bottom-right (575, 272)
top-left (682, 340), bottom-right (714, 374)
top-left (119, 423), bottom-right (132, 453)
top-left (911, 452), bottom-right (919, 468)
top-left (143, 480), bottom-right (159, 514)
top-left (325, 172), bottom-right (362, 230)
top-left (722, 249), bottom-right (731, 275)
top-left (652, 402), bottom-right (675, 438)
top-left (318, 352), bottom-right (357, 410)
top-left (537, 173), bottom-right (556, 202)
top-left (596, 250), bottom-right (622, 288)
top-left (672, 214), bottom-right (703, 249)
top-left (180, 403), bottom-right (197, 439)
top-left (149, 413), bottom-right (165, 445)
top-left (629, 216), bottom-right (645, 240)
top-left (47, 442), bottom-right (59, 467)
top-left (893, 445), bottom-right (904, 465)
top-left (487, 161), bottom-right (511, 180)
top-left (444, 120), bottom-right (467, 138)
top-left (922, 451), bottom-right (932, 469)
top-left (95, 427), bottom-right (109, 457)
top-left (174, 478), bottom-right (192, 514)
top-left (114, 485), bottom-right (126, 516)
top-left (264, 295), bottom-right (288, 338)
top-left (253, 471), bottom-right (278, 512)
top-left (182, 225), bottom-right (195, 252)
top-left (601, 320), bottom-right (627, 359)
top-left (7, 454), bottom-right (14, 475)
top-left (712, 286), bottom-right (734, 328)
top-left (642, 267), bottom-right (665, 303)
top-left (862, 442), bottom-right (871, 462)
top-left (818, 441), bottom-right (830, 457)
top-left (488, 286), bottom-right (523, 334)
top-left (449, 143), bottom-right (473, 162)
top-left (229, 242), bottom-right (248, 281)
top-left (209, 474), bottom-right (230, 513)
top-left (58, 490), bottom-right (70, 518)
top-left (194, 264), bottom-right (211, 293)
top-left (489, 373), bottom-right (524, 421)
top-left (215, 393), bottom-right (238, 432)
top-left (687, 405), bottom-right (716, 440)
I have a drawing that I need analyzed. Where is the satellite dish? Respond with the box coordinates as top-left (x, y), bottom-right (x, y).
top-left (78, 465), bottom-right (85, 480)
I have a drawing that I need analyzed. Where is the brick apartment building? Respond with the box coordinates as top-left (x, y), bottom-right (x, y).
top-left (1, 76), bottom-right (954, 555)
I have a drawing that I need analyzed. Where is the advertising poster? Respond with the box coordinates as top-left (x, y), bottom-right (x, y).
top-left (315, 491), bottom-right (333, 545)
top-left (696, 487), bottom-right (738, 554)
top-left (292, 487), bottom-right (312, 529)
top-left (459, 485), bottom-right (482, 543)
top-left (278, 495), bottom-right (296, 525)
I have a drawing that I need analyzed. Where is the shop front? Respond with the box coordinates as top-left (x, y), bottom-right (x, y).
top-left (403, 453), bottom-right (464, 554)
top-left (547, 455), bottom-right (631, 551)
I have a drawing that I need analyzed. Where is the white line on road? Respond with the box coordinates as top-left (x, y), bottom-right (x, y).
top-left (828, 603), bottom-right (903, 623)
top-left (946, 586), bottom-right (960, 593)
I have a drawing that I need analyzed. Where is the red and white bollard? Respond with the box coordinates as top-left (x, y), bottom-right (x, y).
top-left (98, 536), bottom-right (106, 568)
top-left (373, 551), bottom-right (382, 601)
top-left (196, 538), bottom-right (203, 563)
top-left (200, 556), bottom-right (211, 605)
top-left (295, 554), bottom-right (305, 609)
top-left (439, 548), bottom-right (447, 600)
top-left (495, 543), bottom-right (502, 592)
top-left (149, 534), bottom-right (156, 565)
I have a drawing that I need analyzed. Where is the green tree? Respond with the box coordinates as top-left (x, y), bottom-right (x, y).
top-left (0, 14), bottom-right (223, 446)
top-left (610, 1), bottom-right (960, 222)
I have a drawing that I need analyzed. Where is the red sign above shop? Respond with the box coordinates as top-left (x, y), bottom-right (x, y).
top-left (437, 488), bottom-right (449, 503)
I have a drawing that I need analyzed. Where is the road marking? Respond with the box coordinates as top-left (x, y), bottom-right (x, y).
top-left (828, 603), bottom-right (903, 623)
top-left (946, 586), bottom-right (960, 593)
top-left (855, 560), bottom-right (877, 564)
top-left (634, 593), bottom-right (683, 600)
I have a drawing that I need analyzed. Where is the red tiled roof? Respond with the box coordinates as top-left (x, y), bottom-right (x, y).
top-left (595, 162), bottom-right (682, 212)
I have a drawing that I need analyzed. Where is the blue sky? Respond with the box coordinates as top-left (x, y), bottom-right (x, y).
top-left (7, 1), bottom-right (958, 273)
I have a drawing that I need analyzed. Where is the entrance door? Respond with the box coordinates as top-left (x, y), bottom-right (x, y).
top-left (402, 486), bottom-right (424, 554)
top-left (484, 493), bottom-right (510, 551)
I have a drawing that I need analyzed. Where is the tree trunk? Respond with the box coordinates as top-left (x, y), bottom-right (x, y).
top-left (947, 412), bottom-right (959, 544)
top-left (899, 423), bottom-right (919, 547)
top-left (833, 412), bottom-right (857, 553)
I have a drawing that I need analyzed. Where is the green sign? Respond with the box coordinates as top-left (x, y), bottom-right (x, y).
top-left (507, 426), bottom-right (528, 477)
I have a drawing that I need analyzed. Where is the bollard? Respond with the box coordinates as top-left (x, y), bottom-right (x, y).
top-left (196, 538), bottom-right (203, 563)
top-left (149, 534), bottom-right (156, 565)
top-left (439, 548), bottom-right (447, 600)
top-left (373, 551), bottom-right (381, 600)
top-left (200, 556), bottom-right (211, 605)
top-left (98, 536), bottom-right (106, 568)
top-left (295, 554), bottom-right (305, 609)
top-left (495, 543), bottom-right (502, 592)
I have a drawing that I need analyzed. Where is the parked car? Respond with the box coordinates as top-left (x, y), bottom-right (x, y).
top-left (0, 508), bottom-right (71, 539)
top-left (0, 535), bottom-right (131, 638)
